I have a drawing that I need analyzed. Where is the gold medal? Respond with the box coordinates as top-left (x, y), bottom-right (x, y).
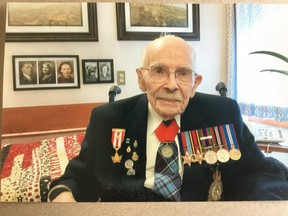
top-left (208, 170), bottom-right (223, 201)
top-left (182, 151), bottom-right (193, 166)
top-left (217, 148), bottom-right (230, 163)
top-left (111, 148), bottom-right (122, 163)
top-left (161, 143), bottom-right (174, 158)
top-left (132, 152), bottom-right (139, 161)
top-left (229, 148), bottom-right (241, 160)
top-left (111, 128), bottom-right (125, 163)
top-left (204, 150), bottom-right (218, 165)
top-left (126, 146), bottom-right (131, 153)
top-left (192, 149), bottom-right (205, 164)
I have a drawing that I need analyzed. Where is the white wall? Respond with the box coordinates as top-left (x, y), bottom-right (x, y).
top-left (3, 3), bottom-right (227, 108)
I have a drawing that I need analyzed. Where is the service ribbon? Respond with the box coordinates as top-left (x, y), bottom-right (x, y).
top-left (111, 128), bottom-right (126, 149)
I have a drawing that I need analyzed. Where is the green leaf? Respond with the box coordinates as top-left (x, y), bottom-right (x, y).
top-left (259, 69), bottom-right (288, 76)
top-left (249, 51), bottom-right (288, 63)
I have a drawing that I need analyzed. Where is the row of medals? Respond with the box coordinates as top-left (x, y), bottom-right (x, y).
top-left (183, 145), bottom-right (242, 166)
top-left (159, 142), bottom-right (242, 165)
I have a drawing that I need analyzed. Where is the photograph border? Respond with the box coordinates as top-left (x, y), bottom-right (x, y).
top-left (116, 3), bottom-right (200, 41)
top-left (6, 3), bottom-right (98, 42)
top-left (82, 59), bottom-right (114, 84)
top-left (13, 55), bottom-right (80, 90)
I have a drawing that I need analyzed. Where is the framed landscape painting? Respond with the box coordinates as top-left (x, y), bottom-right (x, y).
top-left (116, 3), bottom-right (200, 40)
top-left (6, 2), bottom-right (98, 42)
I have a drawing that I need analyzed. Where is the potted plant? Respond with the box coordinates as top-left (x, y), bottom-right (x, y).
top-left (249, 51), bottom-right (288, 76)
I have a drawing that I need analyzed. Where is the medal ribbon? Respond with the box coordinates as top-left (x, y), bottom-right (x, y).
top-left (194, 130), bottom-right (203, 155)
top-left (213, 126), bottom-right (223, 151)
top-left (111, 128), bottom-right (126, 149)
top-left (225, 124), bottom-right (240, 150)
top-left (218, 125), bottom-right (229, 150)
top-left (178, 131), bottom-right (194, 156)
top-left (208, 127), bottom-right (218, 151)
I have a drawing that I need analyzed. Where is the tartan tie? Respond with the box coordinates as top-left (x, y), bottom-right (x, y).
top-left (153, 119), bottom-right (182, 201)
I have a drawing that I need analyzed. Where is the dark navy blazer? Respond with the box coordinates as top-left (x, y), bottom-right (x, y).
top-left (50, 92), bottom-right (288, 201)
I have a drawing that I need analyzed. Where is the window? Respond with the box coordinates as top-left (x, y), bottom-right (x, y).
top-left (232, 4), bottom-right (288, 122)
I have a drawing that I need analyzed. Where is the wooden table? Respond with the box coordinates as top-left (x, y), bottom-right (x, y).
top-left (257, 142), bottom-right (288, 153)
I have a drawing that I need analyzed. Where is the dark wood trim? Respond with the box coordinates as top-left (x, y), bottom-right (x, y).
top-left (2, 103), bottom-right (105, 135)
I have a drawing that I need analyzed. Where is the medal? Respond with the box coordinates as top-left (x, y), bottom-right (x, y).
top-left (193, 149), bottom-right (205, 164)
top-left (160, 143), bottom-right (174, 158)
top-left (182, 151), bottom-right (193, 166)
top-left (217, 148), bottom-right (230, 163)
top-left (133, 140), bottom-right (138, 148)
top-left (198, 128), bottom-right (217, 165)
top-left (229, 148), bottom-right (241, 160)
top-left (208, 169), bottom-right (223, 201)
top-left (125, 159), bottom-right (136, 175)
top-left (126, 146), bottom-right (131, 153)
top-left (111, 128), bottom-right (125, 163)
top-left (204, 150), bottom-right (218, 165)
top-left (193, 130), bottom-right (205, 164)
top-left (224, 124), bottom-right (241, 161)
top-left (127, 168), bottom-right (135, 176)
top-left (132, 152), bottom-right (139, 161)
top-left (213, 126), bottom-right (230, 163)
top-left (124, 159), bottom-right (134, 169)
top-left (111, 148), bottom-right (122, 163)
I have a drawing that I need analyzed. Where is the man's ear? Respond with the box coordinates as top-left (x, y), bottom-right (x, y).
top-left (191, 74), bottom-right (203, 92)
top-left (136, 68), bottom-right (147, 92)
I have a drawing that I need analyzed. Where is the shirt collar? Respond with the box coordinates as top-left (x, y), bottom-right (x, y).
top-left (147, 102), bottom-right (180, 136)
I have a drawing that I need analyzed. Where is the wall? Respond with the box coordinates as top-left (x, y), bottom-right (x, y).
top-left (3, 3), bottom-right (227, 108)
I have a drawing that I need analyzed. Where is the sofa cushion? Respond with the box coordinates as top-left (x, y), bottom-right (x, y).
top-left (0, 133), bottom-right (84, 202)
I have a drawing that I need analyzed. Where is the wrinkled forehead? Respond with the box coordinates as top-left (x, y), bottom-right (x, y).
top-left (142, 36), bottom-right (194, 67)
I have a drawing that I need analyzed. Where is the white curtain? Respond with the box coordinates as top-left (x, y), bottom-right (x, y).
top-left (226, 4), bottom-right (288, 122)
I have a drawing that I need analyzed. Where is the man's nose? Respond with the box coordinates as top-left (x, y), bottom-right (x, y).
top-left (165, 72), bottom-right (179, 89)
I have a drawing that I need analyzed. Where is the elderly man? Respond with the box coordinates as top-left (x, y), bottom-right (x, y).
top-left (19, 62), bottom-right (37, 85)
top-left (49, 35), bottom-right (288, 202)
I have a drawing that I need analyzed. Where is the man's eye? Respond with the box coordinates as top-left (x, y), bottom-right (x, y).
top-left (153, 67), bottom-right (166, 74)
top-left (177, 69), bottom-right (189, 76)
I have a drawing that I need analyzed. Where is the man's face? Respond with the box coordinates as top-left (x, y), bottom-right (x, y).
top-left (22, 63), bottom-right (33, 76)
top-left (137, 37), bottom-right (202, 119)
top-left (102, 65), bottom-right (108, 74)
top-left (61, 64), bottom-right (72, 78)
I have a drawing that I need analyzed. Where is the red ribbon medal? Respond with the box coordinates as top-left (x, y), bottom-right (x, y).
top-left (111, 128), bottom-right (125, 163)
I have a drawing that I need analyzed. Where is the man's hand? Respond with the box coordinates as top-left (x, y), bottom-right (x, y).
top-left (51, 191), bottom-right (76, 202)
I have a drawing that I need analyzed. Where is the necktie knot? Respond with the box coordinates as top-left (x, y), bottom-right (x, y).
top-left (155, 119), bottom-right (179, 142)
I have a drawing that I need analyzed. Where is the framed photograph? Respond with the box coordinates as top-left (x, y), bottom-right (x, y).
top-left (6, 3), bottom-right (98, 42)
top-left (82, 59), bottom-right (114, 84)
top-left (13, 55), bottom-right (80, 90)
top-left (116, 3), bottom-right (200, 41)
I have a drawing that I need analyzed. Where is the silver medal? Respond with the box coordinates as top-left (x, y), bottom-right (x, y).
top-left (160, 143), bottom-right (174, 158)
top-left (124, 159), bottom-right (134, 169)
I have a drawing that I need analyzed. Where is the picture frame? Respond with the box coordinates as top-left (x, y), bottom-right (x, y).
top-left (82, 59), bottom-right (114, 84)
top-left (13, 55), bottom-right (80, 90)
top-left (116, 3), bottom-right (200, 41)
top-left (5, 3), bottom-right (98, 42)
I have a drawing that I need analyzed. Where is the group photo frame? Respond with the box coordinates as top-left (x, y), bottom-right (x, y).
top-left (5, 2), bottom-right (98, 42)
top-left (13, 55), bottom-right (80, 90)
top-left (82, 59), bottom-right (114, 84)
top-left (116, 3), bottom-right (200, 41)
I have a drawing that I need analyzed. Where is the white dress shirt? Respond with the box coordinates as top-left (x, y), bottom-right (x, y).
top-left (144, 103), bottom-right (183, 189)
